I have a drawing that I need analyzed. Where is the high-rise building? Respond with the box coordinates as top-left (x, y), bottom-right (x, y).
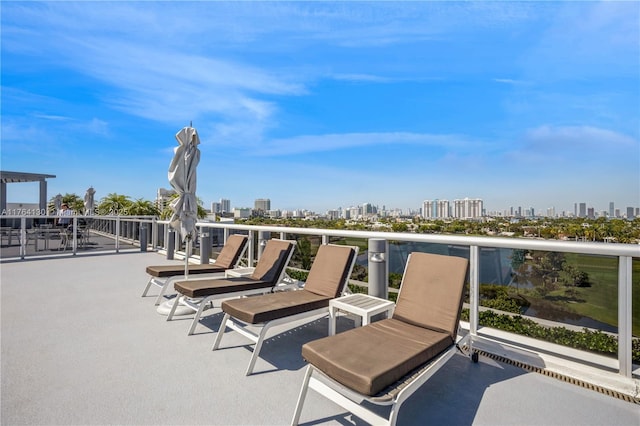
top-left (626, 207), bottom-right (635, 220)
top-left (211, 201), bottom-right (221, 214)
top-left (453, 198), bottom-right (483, 219)
top-left (422, 199), bottom-right (450, 219)
top-left (254, 198), bottom-right (271, 213)
top-left (579, 203), bottom-right (587, 218)
top-left (220, 198), bottom-right (231, 213)
top-left (326, 209), bottom-right (340, 220)
top-left (609, 202), bottom-right (614, 218)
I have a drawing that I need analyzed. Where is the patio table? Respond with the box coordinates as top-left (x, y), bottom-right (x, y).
top-left (328, 293), bottom-right (395, 336)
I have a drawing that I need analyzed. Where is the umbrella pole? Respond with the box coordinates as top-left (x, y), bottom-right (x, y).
top-left (185, 237), bottom-right (190, 280)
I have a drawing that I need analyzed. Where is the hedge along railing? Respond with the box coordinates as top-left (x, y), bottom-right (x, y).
top-left (2, 215), bottom-right (638, 382)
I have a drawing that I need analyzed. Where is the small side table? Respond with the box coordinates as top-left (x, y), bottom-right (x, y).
top-left (225, 267), bottom-right (255, 278)
top-left (329, 293), bottom-right (395, 336)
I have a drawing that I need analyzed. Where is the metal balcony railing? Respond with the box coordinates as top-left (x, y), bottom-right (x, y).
top-left (1, 215), bottom-right (638, 388)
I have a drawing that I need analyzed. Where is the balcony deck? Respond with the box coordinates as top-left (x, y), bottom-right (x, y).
top-left (1, 251), bottom-right (638, 425)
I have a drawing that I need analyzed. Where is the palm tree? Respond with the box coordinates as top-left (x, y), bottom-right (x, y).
top-left (127, 198), bottom-right (161, 216)
top-left (96, 193), bottom-right (131, 215)
top-left (48, 193), bottom-right (83, 214)
top-left (160, 193), bottom-right (207, 220)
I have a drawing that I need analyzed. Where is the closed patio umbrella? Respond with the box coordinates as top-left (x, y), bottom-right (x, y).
top-left (84, 187), bottom-right (95, 215)
top-left (168, 126), bottom-right (201, 279)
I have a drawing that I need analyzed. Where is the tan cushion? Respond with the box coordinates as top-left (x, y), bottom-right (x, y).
top-left (302, 318), bottom-right (452, 396)
top-left (213, 234), bottom-right (248, 269)
top-left (174, 277), bottom-right (272, 298)
top-left (146, 264), bottom-right (227, 278)
top-left (250, 240), bottom-right (294, 282)
top-left (303, 245), bottom-right (356, 298)
top-left (221, 290), bottom-right (330, 324)
top-left (392, 252), bottom-right (468, 339)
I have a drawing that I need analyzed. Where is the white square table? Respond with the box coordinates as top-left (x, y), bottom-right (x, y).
top-left (224, 267), bottom-right (255, 278)
top-left (329, 293), bottom-right (395, 335)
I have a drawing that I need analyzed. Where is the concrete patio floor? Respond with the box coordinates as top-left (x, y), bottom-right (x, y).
top-left (1, 251), bottom-right (638, 425)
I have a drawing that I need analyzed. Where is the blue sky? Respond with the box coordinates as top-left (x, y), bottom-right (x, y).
top-left (2, 1), bottom-right (639, 214)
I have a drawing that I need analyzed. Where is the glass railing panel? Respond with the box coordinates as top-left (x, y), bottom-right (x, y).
top-left (483, 250), bottom-right (622, 360)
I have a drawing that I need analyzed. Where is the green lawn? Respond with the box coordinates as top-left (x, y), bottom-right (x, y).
top-left (522, 254), bottom-right (640, 336)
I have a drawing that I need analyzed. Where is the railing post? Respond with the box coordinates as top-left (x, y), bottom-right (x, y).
top-left (152, 218), bottom-right (158, 250)
top-left (20, 217), bottom-right (26, 259)
top-left (247, 231), bottom-right (255, 267)
top-left (115, 216), bottom-right (120, 253)
top-left (200, 227), bottom-right (210, 264)
top-left (258, 230), bottom-right (270, 258)
top-left (469, 245), bottom-right (480, 337)
top-left (618, 256), bottom-right (632, 377)
top-left (166, 229), bottom-right (175, 260)
top-left (140, 222), bottom-right (148, 252)
top-left (72, 216), bottom-right (78, 255)
top-left (368, 238), bottom-right (388, 299)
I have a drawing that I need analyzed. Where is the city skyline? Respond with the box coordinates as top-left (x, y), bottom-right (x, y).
top-left (2, 2), bottom-right (639, 214)
top-left (206, 195), bottom-right (635, 219)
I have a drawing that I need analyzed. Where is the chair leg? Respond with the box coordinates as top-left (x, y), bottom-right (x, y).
top-left (166, 294), bottom-right (182, 321)
top-left (290, 365), bottom-right (313, 426)
top-left (245, 322), bottom-right (273, 376)
top-left (212, 313), bottom-right (231, 350)
top-left (188, 297), bottom-right (212, 335)
top-left (154, 279), bottom-right (172, 306)
top-left (141, 277), bottom-right (154, 297)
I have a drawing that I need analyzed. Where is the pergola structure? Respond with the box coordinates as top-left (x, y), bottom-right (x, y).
top-left (0, 171), bottom-right (56, 214)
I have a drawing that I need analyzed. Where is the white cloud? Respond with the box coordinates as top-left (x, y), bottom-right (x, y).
top-left (249, 132), bottom-right (478, 156)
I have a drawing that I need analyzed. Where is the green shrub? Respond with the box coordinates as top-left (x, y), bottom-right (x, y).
top-left (286, 269), bottom-right (309, 281)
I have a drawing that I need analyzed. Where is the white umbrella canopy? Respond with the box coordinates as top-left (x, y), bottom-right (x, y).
top-left (54, 194), bottom-right (62, 212)
top-left (168, 126), bottom-right (201, 277)
top-left (84, 187), bottom-right (96, 215)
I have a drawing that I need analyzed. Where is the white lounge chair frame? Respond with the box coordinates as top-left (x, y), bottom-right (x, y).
top-left (291, 333), bottom-right (471, 426)
top-left (212, 244), bottom-right (358, 376)
top-left (167, 239), bottom-right (298, 336)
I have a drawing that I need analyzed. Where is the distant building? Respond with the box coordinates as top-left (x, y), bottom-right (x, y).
top-left (211, 201), bottom-right (222, 214)
top-left (609, 202), bottom-right (614, 218)
top-left (156, 188), bottom-right (176, 211)
top-left (579, 203), bottom-right (587, 218)
top-left (214, 198), bottom-right (230, 214)
top-left (626, 207), bottom-right (635, 220)
top-left (453, 198), bottom-right (483, 219)
top-left (422, 199), bottom-right (450, 219)
top-left (254, 198), bottom-right (271, 216)
top-left (326, 209), bottom-right (340, 220)
top-left (233, 207), bottom-right (251, 219)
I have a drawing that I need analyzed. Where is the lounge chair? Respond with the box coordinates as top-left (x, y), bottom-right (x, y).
top-left (167, 239), bottom-right (297, 336)
top-left (212, 244), bottom-right (358, 376)
top-left (141, 234), bottom-right (248, 305)
top-left (291, 252), bottom-right (471, 426)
